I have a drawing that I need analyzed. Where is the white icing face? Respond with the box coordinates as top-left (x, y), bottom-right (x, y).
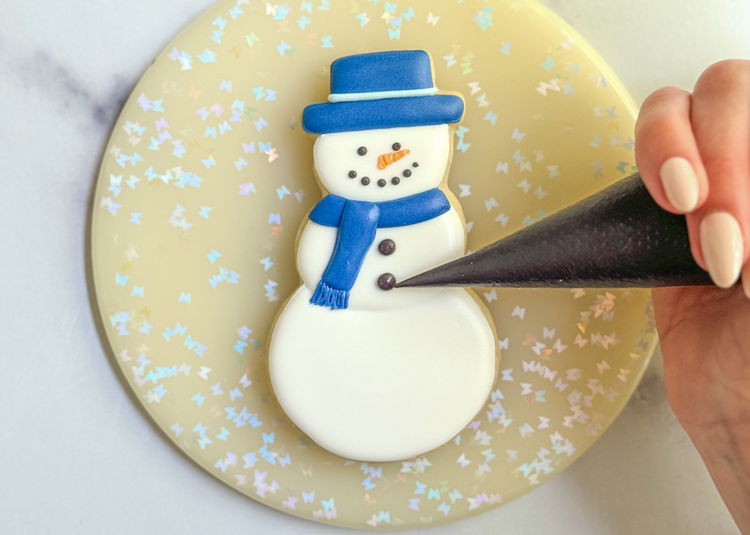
top-left (313, 124), bottom-right (451, 201)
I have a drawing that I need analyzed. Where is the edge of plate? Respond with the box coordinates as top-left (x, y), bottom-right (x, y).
top-left (87, 0), bottom-right (660, 529)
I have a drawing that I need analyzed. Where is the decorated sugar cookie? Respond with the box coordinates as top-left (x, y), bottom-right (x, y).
top-left (268, 50), bottom-right (497, 462)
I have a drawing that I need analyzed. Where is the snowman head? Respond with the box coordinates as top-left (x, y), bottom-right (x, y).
top-left (312, 124), bottom-right (450, 201)
top-left (302, 50), bottom-right (464, 201)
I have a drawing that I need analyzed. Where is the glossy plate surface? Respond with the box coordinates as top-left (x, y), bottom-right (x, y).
top-left (91, 0), bottom-right (656, 528)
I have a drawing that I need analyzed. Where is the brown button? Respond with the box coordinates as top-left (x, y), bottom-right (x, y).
top-left (378, 239), bottom-right (396, 256)
top-left (377, 273), bottom-right (396, 291)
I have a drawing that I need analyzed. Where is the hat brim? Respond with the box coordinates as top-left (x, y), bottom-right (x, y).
top-left (302, 94), bottom-right (465, 134)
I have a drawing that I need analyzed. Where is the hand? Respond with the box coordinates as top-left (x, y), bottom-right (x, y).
top-left (636, 60), bottom-right (750, 532)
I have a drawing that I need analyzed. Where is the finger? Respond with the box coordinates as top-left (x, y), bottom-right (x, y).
top-left (687, 60), bottom-right (750, 288)
top-left (635, 86), bottom-right (708, 214)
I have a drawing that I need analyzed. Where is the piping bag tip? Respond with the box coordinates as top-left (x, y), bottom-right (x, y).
top-left (395, 256), bottom-right (475, 288)
top-left (395, 174), bottom-right (713, 290)
top-left (396, 270), bottom-right (444, 288)
top-left (394, 274), bottom-right (421, 288)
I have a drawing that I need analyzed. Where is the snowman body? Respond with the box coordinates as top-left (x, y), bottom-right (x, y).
top-left (269, 124), bottom-right (497, 462)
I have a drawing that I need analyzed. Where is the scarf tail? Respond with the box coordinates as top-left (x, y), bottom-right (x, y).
top-left (310, 280), bottom-right (350, 310)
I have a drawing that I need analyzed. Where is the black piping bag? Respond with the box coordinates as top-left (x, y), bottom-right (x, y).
top-left (397, 174), bottom-right (712, 289)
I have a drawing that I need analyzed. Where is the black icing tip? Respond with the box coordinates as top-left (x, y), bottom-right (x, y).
top-left (397, 174), bottom-right (713, 289)
top-left (396, 267), bottom-right (450, 288)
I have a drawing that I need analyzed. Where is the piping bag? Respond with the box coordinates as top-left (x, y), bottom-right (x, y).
top-left (396, 173), bottom-right (713, 289)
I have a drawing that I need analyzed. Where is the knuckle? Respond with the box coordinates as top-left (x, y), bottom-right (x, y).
top-left (703, 153), bottom-right (744, 180)
top-left (637, 87), bottom-right (690, 134)
top-left (635, 105), bottom-right (680, 139)
top-left (641, 86), bottom-right (689, 111)
top-left (697, 59), bottom-right (750, 88)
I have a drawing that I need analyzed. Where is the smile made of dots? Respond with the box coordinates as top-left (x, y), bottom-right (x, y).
top-left (349, 143), bottom-right (419, 187)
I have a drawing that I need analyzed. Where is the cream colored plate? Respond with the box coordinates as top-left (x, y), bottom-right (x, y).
top-left (91, 0), bottom-right (656, 528)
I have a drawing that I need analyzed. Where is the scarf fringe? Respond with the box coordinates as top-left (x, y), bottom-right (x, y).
top-left (310, 281), bottom-right (350, 310)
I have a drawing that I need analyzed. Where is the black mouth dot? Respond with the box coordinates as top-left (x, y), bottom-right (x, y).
top-left (412, 162), bottom-right (419, 168)
top-left (403, 169), bottom-right (412, 177)
top-left (391, 177), bottom-right (400, 185)
top-left (377, 179), bottom-right (387, 188)
top-left (361, 177), bottom-right (370, 185)
top-left (348, 170), bottom-right (357, 178)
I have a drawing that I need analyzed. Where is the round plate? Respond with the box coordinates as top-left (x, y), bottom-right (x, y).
top-left (91, 0), bottom-right (656, 529)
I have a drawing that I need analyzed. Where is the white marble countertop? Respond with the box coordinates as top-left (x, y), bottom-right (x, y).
top-left (1, 0), bottom-right (748, 533)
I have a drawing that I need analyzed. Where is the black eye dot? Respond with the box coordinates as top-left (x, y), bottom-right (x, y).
top-left (412, 162), bottom-right (419, 168)
top-left (348, 170), bottom-right (357, 178)
top-left (403, 169), bottom-right (412, 178)
top-left (377, 179), bottom-right (387, 188)
top-left (361, 176), bottom-right (370, 185)
top-left (392, 142), bottom-right (401, 151)
top-left (357, 146), bottom-right (367, 156)
top-left (391, 177), bottom-right (400, 185)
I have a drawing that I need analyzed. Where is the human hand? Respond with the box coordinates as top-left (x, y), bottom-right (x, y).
top-left (635, 59), bottom-right (750, 532)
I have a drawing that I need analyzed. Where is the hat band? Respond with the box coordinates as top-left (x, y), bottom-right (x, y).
top-left (328, 87), bottom-right (438, 103)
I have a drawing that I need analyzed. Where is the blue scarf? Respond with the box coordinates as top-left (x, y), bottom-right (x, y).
top-left (308, 188), bottom-right (450, 310)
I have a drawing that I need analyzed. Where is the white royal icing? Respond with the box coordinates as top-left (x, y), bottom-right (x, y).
top-left (270, 285), bottom-right (496, 462)
top-left (269, 123), bottom-right (497, 461)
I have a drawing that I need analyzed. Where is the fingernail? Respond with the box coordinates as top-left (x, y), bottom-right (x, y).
top-left (660, 157), bottom-right (699, 212)
top-left (700, 212), bottom-right (744, 288)
top-left (743, 265), bottom-right (750, 299)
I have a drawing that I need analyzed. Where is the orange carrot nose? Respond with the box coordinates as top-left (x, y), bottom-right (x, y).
top-left (377, 149), bottom-right (410, 170)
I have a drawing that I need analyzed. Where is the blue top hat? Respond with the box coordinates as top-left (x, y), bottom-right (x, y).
top-left (302, 50), bottom-right (465, 134)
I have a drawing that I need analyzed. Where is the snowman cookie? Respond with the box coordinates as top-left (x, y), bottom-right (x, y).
top-left (268, 50), bottom-right (497, 462)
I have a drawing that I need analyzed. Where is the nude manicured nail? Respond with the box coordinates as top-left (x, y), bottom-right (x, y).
top-left (742, 264), bottom-right (750, 299)
top-left (659, 157), bottom-right (699, 212)
top-left (700, 212), bottom-right (743, 288)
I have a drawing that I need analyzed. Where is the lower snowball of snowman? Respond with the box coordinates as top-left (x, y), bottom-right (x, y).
top-left (268, 285), bottom-right (497, 462)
